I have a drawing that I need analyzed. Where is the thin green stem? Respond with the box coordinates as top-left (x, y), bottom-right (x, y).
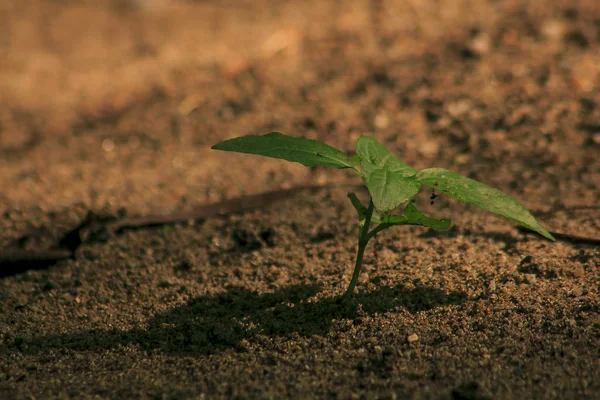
top-left (367, 223), bottom-right (392, 241)
top-left (343, 198), bottom-right (375, 298)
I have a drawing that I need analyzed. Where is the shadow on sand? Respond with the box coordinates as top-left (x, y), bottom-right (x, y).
top-left (9, 284), bottom-right (468, 356)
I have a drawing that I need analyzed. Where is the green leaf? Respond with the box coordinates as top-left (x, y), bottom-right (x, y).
top-left (416, 168), bottom-right (555, 240)
top-left (379, 202), bottom-right (452, 230)
top-left (356, 137), bottom-right (420, 211)
top-left (356, 137), bottom-right (417, 177)
top-left (367, 202), bottom-right (451, 239)
top-left (360, 161), bottom-right (421, 212)
top-left (212, 132), bottom-right (357, 170)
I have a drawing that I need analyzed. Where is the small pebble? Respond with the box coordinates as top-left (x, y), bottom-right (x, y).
top-left (407, 333), bottom-right (419, 343)
top-left (358, 272), bottom-right (369, 284)
top-left (572, 262), bottom-right (585, 278)
top-left (102, 138), bottom-right (115, 152)
top-left (374, 113), bottom-right (389, 129)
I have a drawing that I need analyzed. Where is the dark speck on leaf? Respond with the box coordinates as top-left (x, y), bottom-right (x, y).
top-left (430, 189), bottom-right (439, 205)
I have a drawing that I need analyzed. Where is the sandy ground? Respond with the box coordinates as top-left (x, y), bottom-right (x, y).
top-left (0, 0), bottom-right (599, 398)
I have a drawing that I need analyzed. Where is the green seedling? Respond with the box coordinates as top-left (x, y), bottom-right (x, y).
top-left (212, 133), bottom-right (554, 298)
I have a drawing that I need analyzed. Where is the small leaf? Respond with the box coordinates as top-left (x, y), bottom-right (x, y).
top-left (355, 137), bottom-right (420, 211)
top-left (361, 160), bottom-right (421, 211)
top-left (212, 132), bottom-right (357, 170)
top-left (416, 168), bottom-right (554, 240)
top-left (380, 202), bottom-right (451, 230)
top-left (356, 137), bottom-right (417, 177)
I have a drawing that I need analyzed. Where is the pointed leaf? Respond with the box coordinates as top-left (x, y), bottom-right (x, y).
top-left (416, 168), bottom-right (554, 240)
top-left (380, 202), bottom-right (451, 229)
top-left (212, 132), bottom-right (357, 170)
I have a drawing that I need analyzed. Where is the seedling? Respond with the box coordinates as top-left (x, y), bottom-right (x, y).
top-left (212, 133), bottom-right (554, 298)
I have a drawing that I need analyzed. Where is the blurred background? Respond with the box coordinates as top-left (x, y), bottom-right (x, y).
top-left (1, 0), bottom-right (599, 215)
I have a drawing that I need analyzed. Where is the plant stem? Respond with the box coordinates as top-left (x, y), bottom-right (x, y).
top-left (367, 223), bottom-right (391, 241)
top-left (343, 197), bottom-right (375, 298)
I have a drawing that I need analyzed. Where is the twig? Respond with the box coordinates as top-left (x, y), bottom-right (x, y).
top-left (0, 184), bottom-right (347, 276)
top-left (518, 227), bottom-right (600, 246)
